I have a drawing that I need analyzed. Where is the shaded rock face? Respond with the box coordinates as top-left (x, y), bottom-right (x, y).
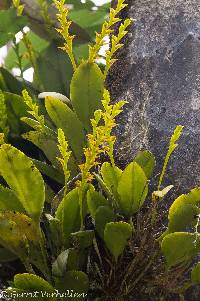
top-left (108, 0), bottom-right (200, 192)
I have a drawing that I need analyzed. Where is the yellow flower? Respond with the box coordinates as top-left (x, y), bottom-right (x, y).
top-left (79, 89), bottom-right (126, 185)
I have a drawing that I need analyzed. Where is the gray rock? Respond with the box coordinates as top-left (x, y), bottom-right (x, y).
top-left (108, 0), bottom-right (200, 192)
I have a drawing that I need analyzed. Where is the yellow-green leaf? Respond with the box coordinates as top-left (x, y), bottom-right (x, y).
top-left (70, 61), bottom-right (104, 131)
top-left (45, 96), bottom-right (85, 161)
top-left (161, 232), bottom-right (200, 268)
top-left (0, 144), bottom-right (45, 221)
top-left (168, 188), bottom-right (200, 232)
top-left (101, 162), bottom-right (122, 198)
top-left (87, 186), bottom-right (108, 219)
top-left (104, 222), bottom-right (133, 262)
top-left (95, 206), bottom-right (115, 239)
top-left (117, 162), bottom-right (148, 215)
top-left (134, 150), bottom-right (155, 178)
top-left (55, 270), bottom-right (89, 300)
top-left (14, 273), bottom-right (55, 301)
top-left (0, 211), bottom-right (39, 262)
top-left (0, 184), bottom-right (25, 212)
top-left (56, 188), bottom-right (81, 248)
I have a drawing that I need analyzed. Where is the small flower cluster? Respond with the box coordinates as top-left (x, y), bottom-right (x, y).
top-left (79, 89), bottom-right (126, 184)
top-left (54, 0), bottom-right (76, 71)
top-left (22, 90), bottom-right (45, 131)
top-left (104, 18), bottom-right (132, 78)
top-left (88, 0), bottom-right (129, 63)
top-left (57, 128), bottom-right (71, 195)
top-left (12, 0), bottom-right (24, 16)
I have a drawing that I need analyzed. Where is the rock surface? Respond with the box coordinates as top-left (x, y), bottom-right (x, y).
top-left (108, 0), bottom-right (200, 192)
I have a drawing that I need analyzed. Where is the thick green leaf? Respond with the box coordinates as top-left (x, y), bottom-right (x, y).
top-left (21, 117), bottom-right (55, 136)
top-left (117, 162), bottom-right (148, 215)
top-left (56, 188), bottom-right (81, 248)
top-left (32, 159), bottom-right (64, 185)
top-left (168, 188), bottom-right (200, 232)
top-left (0, 211), bottom-right (38, 241)
top-left (0, 216), bottom-right (28, 259)
top-left (55, 270), bottom-right (88, 300)
top-left (71, 230), bottom-right (94, 249)
top-left (45, 214), bottom-right (62, 257)
top-left (0, 211), bottom-right (39, 261)
top-left (0, 184), bottom-right (25, 212)
top-left (45, 96), bottom-right (85, 161)
top-left (0, 69), bottom-right (37, 96)
top-left (95, 206), bottom-right (115, 239)
top-left (70, 61), bottom-right (104, 131)
top-left (23, 131), bottom-right (60, 169)
top-left (0, 67), bottom-right (24, 95)
top-left (0, 8), bottom-right (27, 47)
top-left (0, 144), bottom-right (45, 221)
top-left (87, 186), bottom-right (108, 219)
top-left (52, 249), bottom-right (79, 277)
top-left (104, 222), bottom-right (133, 262)
top-left (134, 150), bottom-right (156, 178)
top-left (161, 232), bottom-right (200, 268)
top-left (191, 263), bottom-right (200, 284)
top-left (101, 162), bottom-right (122, 198)
top-left (14, 273), bottom-right (55, 300)
top-left (3, 92), bottom-right (28, 135)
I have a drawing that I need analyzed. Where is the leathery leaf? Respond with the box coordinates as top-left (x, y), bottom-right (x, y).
top-left (0, 184), bottom-right (25, 213)
top-left (117, 162), bottom-right (148, 215)
top-left (45, 96), bottom-right (85, 161)
top-left (87, 186), bottom-right (109, 219)
top-left (0, 211), bottom-right (39, 260)
top-left (161, 232), bottom-right (200, 268)
top-left (134, 150), bottom-right (156, 179)
top-left (55, 270), bottom-right (89, 300)
top-left (101, 162), bottom-right (122, 198)
top-left (168, 188), bottom-right (200, 233)
top-left (104, 222), bottom-right (133, 262)
top-left (0, 144), bottom-right (45, 221)
top-left (56, 188), bottom-right (81, 248)
top-left (13, 273), bottom-right (56, 301)
top-left (70, 61), bottom-right (104, 131)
